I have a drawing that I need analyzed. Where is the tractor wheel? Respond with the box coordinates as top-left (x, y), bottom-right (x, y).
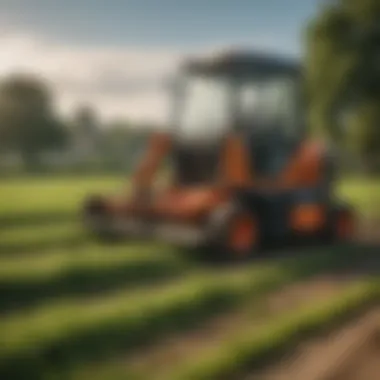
top-left (325, 204), bottom-right (356, 244)
top-left (205, 204), bottom-right (259, 262)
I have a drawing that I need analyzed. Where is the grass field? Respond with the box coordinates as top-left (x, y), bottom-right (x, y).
top-left (337, 177), bottom-right (380, 218)
top-left (0, 176), bottom-right (378, 380)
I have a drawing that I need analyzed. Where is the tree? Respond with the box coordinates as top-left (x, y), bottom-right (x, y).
top-left (0, 74), bottom-right (68, 170)
top-left (305, 0), bottom-right (380, 167)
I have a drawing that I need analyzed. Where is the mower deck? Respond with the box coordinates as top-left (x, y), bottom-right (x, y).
top-left (85, 215), bottom-right (208, 247)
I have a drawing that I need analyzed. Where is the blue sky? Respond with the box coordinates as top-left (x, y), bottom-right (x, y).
top-left (2, 0), bottom-right (319, 52)
top-left (0, 0), bottom-right (321, 122)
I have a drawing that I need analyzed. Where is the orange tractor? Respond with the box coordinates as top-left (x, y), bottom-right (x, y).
top-left (83, 50), bottom-right (355, 259)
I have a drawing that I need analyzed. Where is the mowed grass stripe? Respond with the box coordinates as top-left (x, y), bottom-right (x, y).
top-left (0, 222), bottom-right (88, 255)
top-left (164, 279), bottom-right (380, 380)
top-left (0, 244), bottom-right (185, 312)
top-left (0, 248), bottom-right (368, 379)
top-left (0, 176), bottom-right (121, 215)
top-left (0, 176), bottom-right (122, 228)
top-left (0, 243), bottom-right (179, 282)
top-left (0, 211), bottom-right (76, 230)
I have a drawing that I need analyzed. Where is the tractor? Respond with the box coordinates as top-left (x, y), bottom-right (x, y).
top-left (83, 50), bottom-right (355, 260)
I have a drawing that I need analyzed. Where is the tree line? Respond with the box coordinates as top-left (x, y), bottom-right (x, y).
top-left (0, 74), bottom-right (151, 175)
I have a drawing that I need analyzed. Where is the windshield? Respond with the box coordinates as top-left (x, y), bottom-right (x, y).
top-left (238, 77), bottom-right (299, 136)
top-left (177, 75), bottom-right (230, 142)
top-left (174, 74), bottom-right (300, 142)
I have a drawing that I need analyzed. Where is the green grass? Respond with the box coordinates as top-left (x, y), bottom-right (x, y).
top-left (0, 222), bottom-right (87, 255)
top-left (0, 176), bottom-right (122, 227)
top-left (337, 178), bottom-right (380, 218)
top-left (0, 248), bottom-right (362, 379)
top-left (0, 243), bottom-right (185, 312)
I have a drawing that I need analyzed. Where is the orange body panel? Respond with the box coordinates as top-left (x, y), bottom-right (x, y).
top-left (106, 187), bottom-right (228, 223)
top-left (228, 213), bottom-right (258, 254)
top-left (153, 187), bottom-right (228, 222)
top-left (253, 140), bottom-right (325, 191)
top-left (290, 203), bottom-right (326, 233)
top-left (220, 133), bottom-right (254, 188)
top-left (279, 140), bottom-right (325, 189)
top-left (131, 132), bottom-right (172, 189)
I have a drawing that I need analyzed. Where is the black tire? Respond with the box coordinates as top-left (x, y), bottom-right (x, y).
top-left (323, 203), bottom-right (356, 244)
top-left (202, 202), bottom-right (259, 262)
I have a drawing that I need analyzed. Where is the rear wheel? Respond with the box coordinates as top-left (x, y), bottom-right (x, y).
top-left (225, 213), bottom-right (258, 259)
top-left (325, 204), bottom-right (356, 244)
top-left (205, 204), bottom-right (259, 262)
top-left (334, 208), bottom-right (356, 242)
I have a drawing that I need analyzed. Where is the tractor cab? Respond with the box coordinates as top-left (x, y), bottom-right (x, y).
top-left (170, 51), bottom-right (304, 185)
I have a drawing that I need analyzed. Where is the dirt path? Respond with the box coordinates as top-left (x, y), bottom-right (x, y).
top-left (125, 273), bottom-right (361, 377)
top-left (356, 217), bottom-right (380, 245)
top-left (248, 309), bottom-right (380, 380)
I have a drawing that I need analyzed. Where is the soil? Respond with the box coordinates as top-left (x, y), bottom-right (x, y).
top-left (248, 309), bottom-right (380, 380)
top-left (355, 217), bottom-right (380, 245)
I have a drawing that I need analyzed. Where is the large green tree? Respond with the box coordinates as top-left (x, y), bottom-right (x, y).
top-left (0, 74), bottom-right (68, 170)
top-left (305, 0), bottom-right (380, 169)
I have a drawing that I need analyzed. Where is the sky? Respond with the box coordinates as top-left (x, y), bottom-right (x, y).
top-left (0, 0), bottom-right (321, 125)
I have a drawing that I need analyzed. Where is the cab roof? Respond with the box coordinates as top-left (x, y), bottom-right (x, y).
top-left (183, 50), bottom-right (301, 78)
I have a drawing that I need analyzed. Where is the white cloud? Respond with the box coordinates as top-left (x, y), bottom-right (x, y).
top-left (0, 32), bottom-right (298, 126)
top-left (0, 32), bottom-right (184, 125)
